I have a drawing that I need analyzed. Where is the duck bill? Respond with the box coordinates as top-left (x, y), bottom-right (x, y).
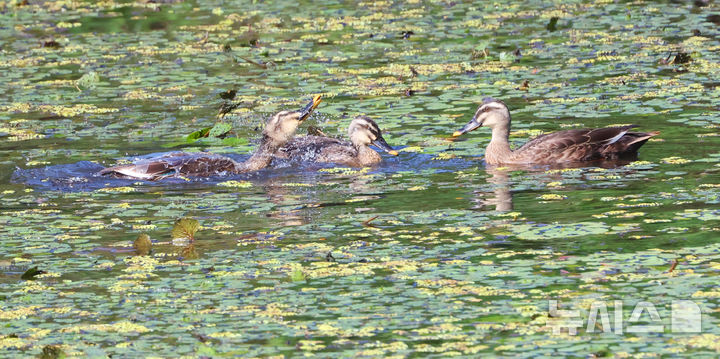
top-left (299, 95), bottom-right (323, 122)
top-left (372, 136), bottom-right (399, 156)
top-left (452, 118), bottom-right (482, 137)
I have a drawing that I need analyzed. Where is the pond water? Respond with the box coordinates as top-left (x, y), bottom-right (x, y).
top-left (1, 0), bottom-right (720, 357)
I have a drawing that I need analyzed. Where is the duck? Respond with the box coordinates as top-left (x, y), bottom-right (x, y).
top-left (274, 116), bottom-right (398, 167)
top-left (452, 98), bottom-right (659, 165)
top-left (97, 95), bottom-right (322, 180)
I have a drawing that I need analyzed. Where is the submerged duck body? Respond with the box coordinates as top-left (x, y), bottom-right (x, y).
top-left (275, 116), bottom-right (398, 167)
top-left (453, 98), bottom-right (659, 165)
top-left (98, 95), bottom-right (322, 180)
top-left (97, 152), bottom-right (239, 180)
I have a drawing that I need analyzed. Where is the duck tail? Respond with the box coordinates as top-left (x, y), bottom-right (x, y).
top-left (614, 130), bottom-right (659, 155)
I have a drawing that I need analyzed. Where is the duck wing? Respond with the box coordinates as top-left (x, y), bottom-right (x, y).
top-left (602, 130), bottom-right (660, 158)
top-left (98, 152), bottom-right (239, 180)
top-left (515, 125), bottom-right (642, 162)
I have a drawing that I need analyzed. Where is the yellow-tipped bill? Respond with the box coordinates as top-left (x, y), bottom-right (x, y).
top-left (310, 94), bottom-right (322, 110)
top-left (453, 119), bottom-right (482, 137)
top-left (372, 135), bottom-right (398, 156)
top-left (299, 95), bottom-right (323, 122)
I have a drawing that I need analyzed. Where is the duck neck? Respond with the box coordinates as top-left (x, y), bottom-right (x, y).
top-left (356, 145), bottom-right (382, 166)
top-left (485, 125), bottom-right (513, 165)
top-left (235, 135), bottom-right (282, 172)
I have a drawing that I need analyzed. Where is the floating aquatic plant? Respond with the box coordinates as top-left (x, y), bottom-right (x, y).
top-left (1, 0), bottom-right (719, 357)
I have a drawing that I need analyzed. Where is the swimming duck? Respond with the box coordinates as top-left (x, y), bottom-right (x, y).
top-left (274, 116), bottom-right (398, 167)
top-left (452, 98), bottom-right (659, 165)
top-left (98, 95), bottom-right (322, 180)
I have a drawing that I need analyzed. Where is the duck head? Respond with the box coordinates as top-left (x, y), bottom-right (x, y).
top-left (348, 116), bottom-right (399, 155)
top-left (453, 98), bottom-right (511, 137)
top-left (264, 95), bottom-right (322, 143)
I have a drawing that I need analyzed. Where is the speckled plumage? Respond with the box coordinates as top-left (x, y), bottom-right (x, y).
top-left (275, 116), bottom-right (396, 167)
top-left (97, 137), bottom-right (282, 180)
top-left (97, 152), bottom-right (240, 180)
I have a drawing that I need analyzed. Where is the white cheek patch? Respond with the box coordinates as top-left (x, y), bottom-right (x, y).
top-left (351, 131), bottom-right (371, 145)
top-left (282, 120), bottom-right (297, 137)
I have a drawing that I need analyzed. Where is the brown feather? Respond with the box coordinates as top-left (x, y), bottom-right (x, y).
top-left (98, 153), bottom-right (239, 180)
top-left (506, 127), bottom-right (658, 164)
top-left (274, 117), bottom-right (391, 167)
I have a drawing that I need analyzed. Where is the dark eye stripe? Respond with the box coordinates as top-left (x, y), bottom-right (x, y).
top-left (368, 127), bottom-right (380, 138)
top-left (360, 118), bottom-right (381, 135)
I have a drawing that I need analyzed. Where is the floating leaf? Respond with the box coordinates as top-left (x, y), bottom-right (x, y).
top-left (511, 222), bottom-right (610, 240)
top-left (546, 17), bottom-right (559, 31)
top-left (20, 266), bottom-right (46, 280)
top-left (217, 180), bottom-right (252, 188)
top-left (76, 71), bottom-right (99, 90)
top-left (133, 233), bottom-right (152, 255)
top-left (38, 345), bottom-right (65, 359)
top-left (289, 263), bottom-right (306, 282)
top-left (196, 344), bottom-right (218, 357)
top-left (172, 218), bottom-right (199, 242)
top-left (179, 243), bottom-right (198, 260)
top-left (218, 102), bottom-right (242, 117)
top-left (218, 89), bottom-right (237, 100)
top-left (186, 127), bottom-right (211, 142)
top-left (42, 40), bottom-right (62, 49)
top-left (208, 122), bottom-right (232, 138)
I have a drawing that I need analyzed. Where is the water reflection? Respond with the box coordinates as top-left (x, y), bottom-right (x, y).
top-left (13, 148), bottom-right (644, 221)
top-left (473, 168), bottom-right (513, 212)
top-left (261, 178), bottom-right (308, 227)
top-left (474, 158), bottom-right (644, 212)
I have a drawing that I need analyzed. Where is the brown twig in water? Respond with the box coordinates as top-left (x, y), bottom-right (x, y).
top-left (239, 57), bottom-right (268, 69)
top-left (362, 215), bottom-right (379, 227)
top-left (307, 126), bottom-right (328, 137)
top-left (668, 259), bottom-right (679, 273)
top-left (409, 65), bottom-right (419, 77)
top-left (236, 233), bottom-right (257, 241)
top-left (218, 102), bottom-right (241, 118)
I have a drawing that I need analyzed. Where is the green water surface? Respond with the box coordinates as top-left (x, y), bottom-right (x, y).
top-left (1, 0), bottom-right (720, 357)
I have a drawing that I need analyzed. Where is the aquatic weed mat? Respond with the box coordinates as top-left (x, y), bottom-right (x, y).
top-left (1, 0), bottom-right (720, 357)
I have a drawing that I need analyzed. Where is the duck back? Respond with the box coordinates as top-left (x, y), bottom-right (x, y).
top-left (98, 152), bottom-right (239, 180)
top-left (511, 126), bottom-right (658, 163)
